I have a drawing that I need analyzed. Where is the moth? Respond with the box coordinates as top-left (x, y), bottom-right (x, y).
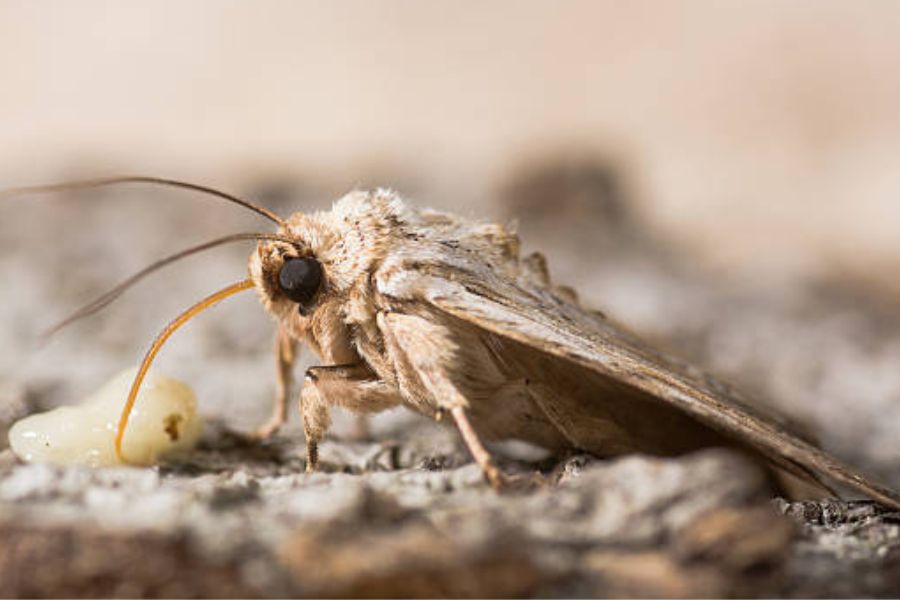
top-left (7, 176), bottom-right (900, 509)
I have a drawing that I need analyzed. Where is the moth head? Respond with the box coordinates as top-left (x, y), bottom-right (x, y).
top-left (249, 226), bottom-right (326, 329)
top-left (249, 189), bottom-right (402, 335)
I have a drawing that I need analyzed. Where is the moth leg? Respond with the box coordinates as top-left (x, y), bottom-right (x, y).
top-left (450, 406), bottom-right (504, 489)
top-left (252, 326), bottom-right (298, 439)
top-left (300, 363), bottom-right (402, 472)
top-left (377, 311), bottom-right (522, 490)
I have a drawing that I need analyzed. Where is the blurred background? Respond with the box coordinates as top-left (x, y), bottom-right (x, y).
top-left (2, 1), bottom-right (900, 474)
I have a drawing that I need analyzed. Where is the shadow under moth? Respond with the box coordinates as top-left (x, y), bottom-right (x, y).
top-left (7, 176), bottom-right (900, 509)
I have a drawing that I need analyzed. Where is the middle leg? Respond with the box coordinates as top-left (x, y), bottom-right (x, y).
top-left (300, 363), bottom-right (402, 472)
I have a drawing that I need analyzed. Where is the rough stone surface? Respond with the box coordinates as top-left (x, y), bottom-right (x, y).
top-left (2, 423), bottom-right (899, 597)
top-left (0, 438), bottom-right (796, 598)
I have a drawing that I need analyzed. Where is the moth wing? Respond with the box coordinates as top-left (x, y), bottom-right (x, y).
top-left (377, 254), bottom-right (900, 509)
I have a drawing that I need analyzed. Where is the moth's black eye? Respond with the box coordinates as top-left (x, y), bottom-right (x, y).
top-left (278, 257), bottom-right (323, 305)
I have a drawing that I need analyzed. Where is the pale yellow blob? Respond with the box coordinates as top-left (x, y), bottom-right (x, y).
top-left (8, 369), bottom-right (202, 467)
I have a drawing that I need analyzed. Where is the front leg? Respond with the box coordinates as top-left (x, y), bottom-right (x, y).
top-left (251, 326), bottom-right (298, 439)
top-left (300, 363), bottom-right (402, 472)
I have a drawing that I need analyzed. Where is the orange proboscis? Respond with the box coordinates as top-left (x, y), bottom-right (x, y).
top-left (114, 279), bottom-right (255, 462)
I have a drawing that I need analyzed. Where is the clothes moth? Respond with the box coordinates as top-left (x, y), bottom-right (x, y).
top-left (8, 368), bottom-right (202, 467)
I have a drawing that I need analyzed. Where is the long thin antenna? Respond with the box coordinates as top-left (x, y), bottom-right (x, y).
top-left (1, 175), bottom-right (287, 227)
top-left (41, 232), bottom-right (297, 339)
top-left (115, 279), bottom-right (255, 462)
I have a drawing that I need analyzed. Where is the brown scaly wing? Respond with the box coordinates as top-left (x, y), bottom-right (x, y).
top-left (377, 252), bottom-right (900, 510)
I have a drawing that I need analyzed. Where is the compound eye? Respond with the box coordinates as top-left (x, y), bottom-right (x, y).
top-left (278, 257), bottom-right (323, 305)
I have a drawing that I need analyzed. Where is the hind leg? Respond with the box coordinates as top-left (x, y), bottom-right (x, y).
top-left (449, 405), bottom-right (505, 488)
top-left (377, 311), bottom-right (541, 490)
